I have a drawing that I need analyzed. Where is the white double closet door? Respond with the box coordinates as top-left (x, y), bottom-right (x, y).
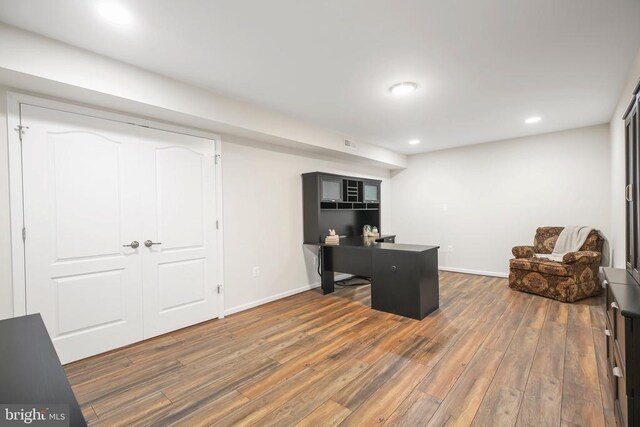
top-left (20, 104), bottom-right (219, 364)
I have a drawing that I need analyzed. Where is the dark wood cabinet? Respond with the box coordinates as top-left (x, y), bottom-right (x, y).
top-left (303, 172), bottom-right (382, 244)
top-left (606, 78), bottom-right (640, 427)
top-left (602, 268), bottom-right (640, 427)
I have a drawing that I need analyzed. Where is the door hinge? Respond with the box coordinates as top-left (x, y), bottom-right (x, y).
top-left (14, 125), bottom-right (29, 142)
top-left (217, 284), bottom-right (223, 294)
top-left (216, 220), bottom-right (219, 230)
top-left (214, 154), bottom-right (221, 165)
top-left (22, 227), bottom-right (26, 242)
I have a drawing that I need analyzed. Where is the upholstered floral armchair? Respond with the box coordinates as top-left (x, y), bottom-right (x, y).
top-left (508, 227), bottom-right (603, 302)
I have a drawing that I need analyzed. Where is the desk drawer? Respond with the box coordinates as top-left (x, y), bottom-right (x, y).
top-left (605, 279), bottom-right (614, 336)
top-left (605, 315), bottom-right (613, 360)
top-left (607, 330), bottom-right (616, 387)
top-left (615, 303), bottom-right (627, 368)
top-left (607, 294), bottom-right (632, 427)
top-left (614, 349), bottom-right (629, 427)
top-left (609, 293), bottom-right (627, 369)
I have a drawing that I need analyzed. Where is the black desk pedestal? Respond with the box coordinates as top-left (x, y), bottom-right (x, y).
top-left (371, 248), bottom-right (439, 320)
top-left (321, 240), bottom-right (439, 320)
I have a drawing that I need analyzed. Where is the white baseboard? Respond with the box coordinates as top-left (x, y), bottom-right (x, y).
top-left (223, 273), bottom-right (355, 316)
top-left (224, 269), bottom-right (506, 317)
top-left (224, 282), bottom-right (322, 316)
top-left (438, 266), bottom-right (508, 278)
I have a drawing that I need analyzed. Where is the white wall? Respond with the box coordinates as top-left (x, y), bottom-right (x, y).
top-left (390, 124), bottom-right (611, 277)
top-left (0, 86), bottom-right (10, 319)
top-left (0, 24), bottom-right (406, 170)
top-left (610, 48), bottom-right (640, 268)
top-left (221, 137), bottom-right (390, 313)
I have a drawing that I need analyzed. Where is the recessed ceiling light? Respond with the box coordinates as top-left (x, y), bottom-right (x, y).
top-left (525, 116), bottom-right (541, 124)
top-left (98, 3), bottom-right (133, 25)
top-left (389, 82), bottom-right (417, 96)
top-left (408, 139), bottom-right (421, 145)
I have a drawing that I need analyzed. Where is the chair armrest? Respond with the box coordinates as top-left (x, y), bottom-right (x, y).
top-left (512, 246), bottom-right (534, 258)
top-left (562, 251), bottom-right (602, 264)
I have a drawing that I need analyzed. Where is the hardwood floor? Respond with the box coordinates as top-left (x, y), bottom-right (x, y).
top-left (64, 272), bottom-right (615, 426)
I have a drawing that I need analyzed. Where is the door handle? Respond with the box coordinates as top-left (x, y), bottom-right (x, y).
top-left (123, 241), bottom-right (140, 249)
top-left (611, 301), bottom-right (619, 310)
top-left (144, 240), bottom-right (162, 248)
top-left (626, 184), bottom-right (633, 202)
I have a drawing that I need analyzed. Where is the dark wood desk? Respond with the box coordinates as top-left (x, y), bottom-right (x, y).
top-left (0, 314), bottom-right (86, 426)
top-left (321, 236), bottom-right (439, 320)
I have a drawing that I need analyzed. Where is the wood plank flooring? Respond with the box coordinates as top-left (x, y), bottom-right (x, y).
top-left (64, 272), bottom-right (614, 426)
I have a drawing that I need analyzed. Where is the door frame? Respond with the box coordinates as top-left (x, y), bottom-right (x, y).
top-left (7, 91), bottom-right (226, 319)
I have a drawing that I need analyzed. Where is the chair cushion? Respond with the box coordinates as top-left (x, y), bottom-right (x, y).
top-left (533, 227), bottom-right (564, 254)
top-left (580, 233), bottom-right (603, 252)
top-left (509, 257), bottom-right (573, 276)
top-left (532, 227), bottom-right (603, 254)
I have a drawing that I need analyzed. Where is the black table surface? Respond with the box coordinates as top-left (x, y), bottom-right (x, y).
top-left (320, 235), bottom-right (439, 253)
top-left (0, 314), bottom-right (86, 426)
top-left (608, 282), bottom-right (640, 318)
top-left (602, 267), bottom-right (638, 286)
top-left (602, 268), bottom-right (640, 318)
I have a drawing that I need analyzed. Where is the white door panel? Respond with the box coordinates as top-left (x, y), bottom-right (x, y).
top-left (158, 258), bottom-right (206, 312)
top-left (155, 147), bottom-right (205, 250)
top-left (20, 104), bottom-right (220, 363)
top-left (55, 269), bottom-right (126, 335)
top-left (139, 129), bottom-right (218, 338)
top-left (21, 104), bottom-right (144, 363)
top-left (50, 131), bottom-right (122, 261)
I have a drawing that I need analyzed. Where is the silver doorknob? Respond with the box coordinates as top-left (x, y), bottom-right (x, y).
top-left (144, 240), bottom-right (162, 248)
top-left (123, 241), bottom-right (140, 249)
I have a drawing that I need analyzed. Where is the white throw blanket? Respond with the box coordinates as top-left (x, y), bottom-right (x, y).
top-left (534, 226), bottom-right (593, 262)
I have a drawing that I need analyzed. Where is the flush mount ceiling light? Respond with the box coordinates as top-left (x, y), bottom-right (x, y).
top-left (389, 82), bottom-right (417, 96)
top-left (98, 2), bottom-right (133, 25)
top-left (525, 116), bottom-right (542, 124)
top-left (408, 139), bottom-right (421, 145)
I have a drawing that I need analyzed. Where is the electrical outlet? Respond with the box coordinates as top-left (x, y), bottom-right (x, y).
top-left (447, 245), bottom-right (454, 253)
top-left (252, 266), bottom-right (260, 277)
